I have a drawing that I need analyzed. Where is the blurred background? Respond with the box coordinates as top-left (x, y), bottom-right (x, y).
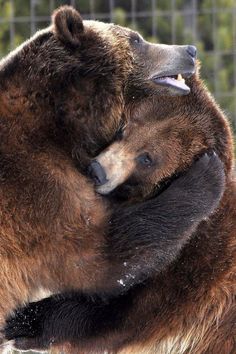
top-left (0, 0), bottom-right (235, 134)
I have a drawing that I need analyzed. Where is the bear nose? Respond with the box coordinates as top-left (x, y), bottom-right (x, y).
top-left (186, 45), bottom-right (197, 58)
top-left (88, 161), bottom-right (108, 186)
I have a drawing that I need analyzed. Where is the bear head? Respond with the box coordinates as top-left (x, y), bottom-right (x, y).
top-left (0, 5), bottom-right (196, 170)
top-left (91, 65), bottom-right (234, 200)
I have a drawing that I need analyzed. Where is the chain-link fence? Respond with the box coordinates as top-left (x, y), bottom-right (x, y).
top-left (0, 0), bottom-right (236, 130)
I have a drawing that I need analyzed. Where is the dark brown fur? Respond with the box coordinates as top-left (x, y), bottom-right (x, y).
top-left (0, 6), bottom-right (133, 323)
top-left (1, 7), bottom-right (234, 354)
top-left (4, 66), bottom-right (235, 354)
top-left (0, 6), bottom-right (212, 331)
top-left (95, 67), bottom-right (233, 199)
top-left (90, 70), bottom-right (236, 353)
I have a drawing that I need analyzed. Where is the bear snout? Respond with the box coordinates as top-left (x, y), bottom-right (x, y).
top-left (88, 161), bottom-right (108, 186)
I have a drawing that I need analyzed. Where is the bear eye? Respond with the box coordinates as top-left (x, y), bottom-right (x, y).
top-left (114, 121), bottom-right (126, 141)
top-left (114, 126), bottom-right (124, 141)
top-left (136, 153), bottom-right (153, 167)
top-left (130, 33), bottom-right (143, 45)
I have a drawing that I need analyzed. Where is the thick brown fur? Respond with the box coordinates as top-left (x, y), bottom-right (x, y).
top-left (0, 6), bottom-right (134, 324)
top-left (1, 7), bottom-right (235, 354)
top-left (4, 46), bottom-right (236, 354)
top-left (91, 71), bottom-right (236, 353)
top-left (105, 72), bottom-right (236, 353)
top-left (95, 66), bottom-right (233, 200)
top-left (0, 4), bottom-right (220, 335)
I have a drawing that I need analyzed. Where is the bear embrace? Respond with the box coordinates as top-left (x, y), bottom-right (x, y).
top-left (1, 5), bottom-right (235, 354)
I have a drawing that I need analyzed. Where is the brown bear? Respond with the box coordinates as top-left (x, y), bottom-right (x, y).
top-left (4, 61), bottom-right (235, 353)
top-left (0, 3), bottom-right (223, 336)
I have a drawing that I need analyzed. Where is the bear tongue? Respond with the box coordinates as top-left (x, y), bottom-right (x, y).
top-left (154, 73), bottom-right (190, 94)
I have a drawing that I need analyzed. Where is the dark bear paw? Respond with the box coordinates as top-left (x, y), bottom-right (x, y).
top-left (9, 336), bottom-right (50, 352)
top-left (4, 298), bottom-right (53, 351)
top-left (170, 151), bottom-right (225, 218)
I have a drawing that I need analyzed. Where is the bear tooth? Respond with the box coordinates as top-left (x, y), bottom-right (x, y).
top-left (177, 74), bottom-right (185, 82)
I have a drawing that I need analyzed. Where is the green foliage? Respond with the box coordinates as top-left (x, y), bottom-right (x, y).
top-left (0, 0), bottom-right (235, 131)
top-left (113, 7), bottom-right (127, 27)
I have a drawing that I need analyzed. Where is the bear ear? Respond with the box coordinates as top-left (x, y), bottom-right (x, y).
top-left (52, 6), bottom-right (84, 47)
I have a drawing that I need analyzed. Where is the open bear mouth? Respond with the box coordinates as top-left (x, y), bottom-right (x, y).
top-left (152, 73), bottom-right (193, 94)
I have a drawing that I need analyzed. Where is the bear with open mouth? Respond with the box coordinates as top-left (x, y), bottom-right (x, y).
top-left (0, 4), bottom-right (223, 344)
top-left (3, 8), bottom-right (234, 354)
